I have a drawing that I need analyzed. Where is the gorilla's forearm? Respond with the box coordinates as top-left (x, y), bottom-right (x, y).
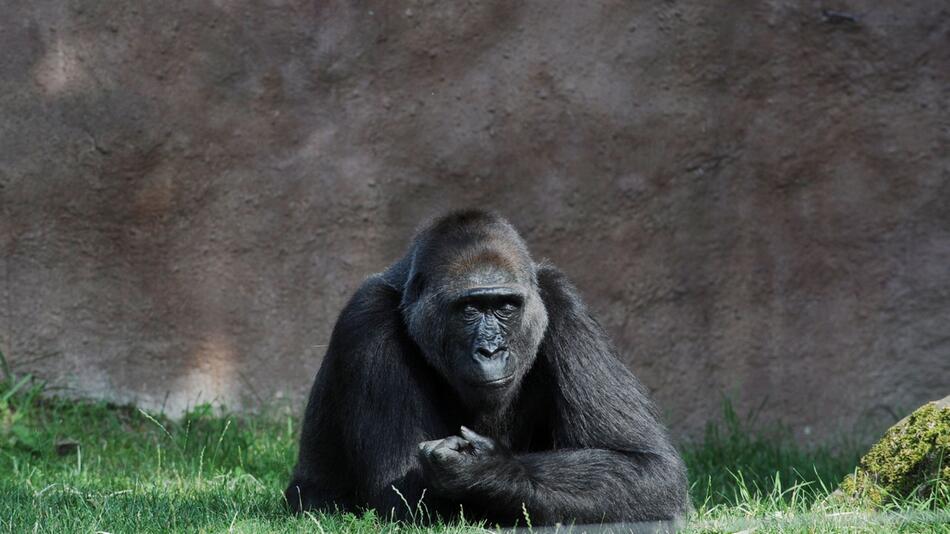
top-left (457, 448), bottom-right (686, 524)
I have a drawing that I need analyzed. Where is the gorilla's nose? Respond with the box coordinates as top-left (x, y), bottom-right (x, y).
top-left (471, 345), bottom-right (511, 385)
top-left (475, 345), bottom-right (508, 360)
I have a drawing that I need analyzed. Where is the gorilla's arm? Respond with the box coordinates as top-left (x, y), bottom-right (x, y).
top-left (285, 275), bottom-right (448, 519)
top-left (421, 266), bottom-right (688, 524)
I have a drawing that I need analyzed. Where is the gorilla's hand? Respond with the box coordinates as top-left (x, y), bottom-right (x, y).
top-left (417, 426), bottom-right (508, 497)
top-left (417, 434), bottom-right (474, 496)
top-left (458, 426), bottom-right (500, 456)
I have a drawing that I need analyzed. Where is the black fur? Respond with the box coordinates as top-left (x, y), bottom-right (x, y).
top-left (285, 210), bottom-right (688, 525)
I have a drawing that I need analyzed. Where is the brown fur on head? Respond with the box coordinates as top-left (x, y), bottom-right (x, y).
top-left (404, 210), bottom-right (535, 292)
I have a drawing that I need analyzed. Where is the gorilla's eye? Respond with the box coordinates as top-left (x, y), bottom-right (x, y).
top-left (495, 303), bottom-right (519, 319)
top-left (462, 305), bottom-right (481, 320)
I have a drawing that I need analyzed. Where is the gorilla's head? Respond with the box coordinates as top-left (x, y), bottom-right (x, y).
top-left (400, 211), bottom-right (549, 413)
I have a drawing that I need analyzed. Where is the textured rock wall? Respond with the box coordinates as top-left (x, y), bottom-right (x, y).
top-left (2, 1), bottom-right (948, 441)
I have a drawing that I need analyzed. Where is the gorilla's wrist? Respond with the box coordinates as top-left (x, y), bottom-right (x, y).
top-left (465, 453), bottom-right (534, 501)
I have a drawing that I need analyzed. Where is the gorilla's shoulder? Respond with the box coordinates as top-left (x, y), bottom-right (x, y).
top-left (336, 275), bottom-right (398, 314)
top-left (535, 262), bottom-right (584, 313)
top-left (331, 274), bottom-right (404, 346)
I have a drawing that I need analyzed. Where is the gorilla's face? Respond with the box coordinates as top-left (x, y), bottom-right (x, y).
top-left (401, 222), bottom-right (550, 414)
top-left (436, 283), bottom-right (538, 411)
top-left (406, 268), bottom-right (548, 413)
top-left (448, 285), bottom-right (524, 390)
top-left (432, 266), bottom-right (549, 412)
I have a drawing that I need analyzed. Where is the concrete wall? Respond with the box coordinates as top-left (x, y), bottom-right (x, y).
top-left (2, 0), bottom-right (948, 442)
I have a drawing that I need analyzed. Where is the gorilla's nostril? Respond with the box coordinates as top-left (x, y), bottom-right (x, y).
top-left (476, 346), bottom-right (508, 360)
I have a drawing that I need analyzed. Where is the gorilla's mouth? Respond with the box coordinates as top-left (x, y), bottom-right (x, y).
top-left (473, 375), bottom-right (514, 388)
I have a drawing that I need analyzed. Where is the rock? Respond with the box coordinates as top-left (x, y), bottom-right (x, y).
top-left (839, 396), bottom-right (950, 505)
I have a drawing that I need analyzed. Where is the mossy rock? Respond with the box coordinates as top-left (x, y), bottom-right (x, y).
top-left (839, 395), bottom-right (949, 506)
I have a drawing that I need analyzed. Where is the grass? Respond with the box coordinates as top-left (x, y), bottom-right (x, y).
top-left (0, 363), bottom-right (947, 532)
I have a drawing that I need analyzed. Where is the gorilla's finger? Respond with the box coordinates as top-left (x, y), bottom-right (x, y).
top-left (418, 439), bottom-right (440, 451)
top-left (417, 439), bottom-right (444, 457)
top-left (432, 446), bottom-right (458, 461)
top-left (430, 436), bottom-right (472, 463)
top-left (459, 426), bottom-right (494, 451)
top-left (439, 435), bottom-right (472, 452)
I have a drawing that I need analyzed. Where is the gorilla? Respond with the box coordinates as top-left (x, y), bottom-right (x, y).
top-left (286, 210), bottom-right (687, 526)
